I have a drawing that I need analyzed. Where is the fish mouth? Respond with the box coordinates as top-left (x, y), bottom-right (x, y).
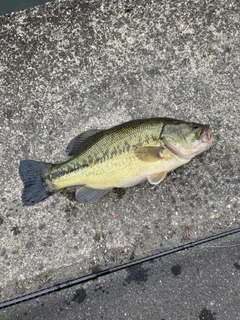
top-left (201, 129), bottom-right (219, 145)
top-left (201, 128), bottom-right (211, 143)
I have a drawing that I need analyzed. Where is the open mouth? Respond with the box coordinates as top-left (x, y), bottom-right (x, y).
top-left (201, 129), bottom-right (211, 143)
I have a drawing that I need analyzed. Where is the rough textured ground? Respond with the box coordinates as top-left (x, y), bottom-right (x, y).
top-left (1, 232), bottom-right (240, 319)
top-left (0, 0), bottom-right (239, 304)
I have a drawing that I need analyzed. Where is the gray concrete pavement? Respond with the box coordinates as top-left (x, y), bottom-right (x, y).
top-left (0, 0), bottom-right (239, 315)
top-left (1, 232), bottom-right (240, 319)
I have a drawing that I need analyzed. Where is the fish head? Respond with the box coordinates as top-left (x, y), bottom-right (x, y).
top-left (160, 121), bottom-right (219, 160)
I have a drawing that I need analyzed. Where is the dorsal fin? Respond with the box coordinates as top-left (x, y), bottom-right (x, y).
top-left (66, 129), bottom-right (103, 156)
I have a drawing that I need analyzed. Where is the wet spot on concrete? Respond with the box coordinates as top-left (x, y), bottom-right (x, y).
top-left (25, 241), bottom-right (35, 250)
top-left (50, 199), bottom-right (60, 208)
top-left (72, 288), bottom-right (87, 304)
top-left (61, 189), bottom-right (77, 202)
top-left (94, 232), bottom-right (105, 242)
top-left (181, 226), bottom-right (191, 240)
top-left (92, 264), bottom-right (102, 273)
top-left (113, 188), bottom-right (126, 199)
top-left (234, 262), bottom-right (240, 270)
top-left (125, 7), bottom-right (132, 13)
top-left (64, 203), bottom-right (78, 219)
top-left (125, 265), bottom-right (148, 284)
top-left (171, 264), bottom-right (182, 276)
top-left (11, 248), bottom-right (19, 254)
top-left (38, 263), bottom-right (44, 271)
top-left (94, 285), bottom-right (110, 294)
top-left (11, 226), bottom-right (21, 235)
top-left (38, 223), bottom-right (46, 230)
top-left (198, 308), bottom-right (216, 320)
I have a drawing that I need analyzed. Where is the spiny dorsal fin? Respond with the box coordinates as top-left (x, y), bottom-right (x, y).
top-left (66, 129), bottom-right (103, 156)
top-left (134, 146), bottom-right (165, 162)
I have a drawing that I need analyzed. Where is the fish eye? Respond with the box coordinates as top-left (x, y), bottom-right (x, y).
top-left (189, 122), bottom-right (198, 129)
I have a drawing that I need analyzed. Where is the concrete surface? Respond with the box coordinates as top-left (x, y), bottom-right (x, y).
top-left (0, 0), bottom-right (239, 311)
top-left (1, 232), bottom-right (240, 319)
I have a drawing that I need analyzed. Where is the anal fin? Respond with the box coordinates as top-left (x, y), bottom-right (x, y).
top-left (75, 186), bottom-right (111, 204)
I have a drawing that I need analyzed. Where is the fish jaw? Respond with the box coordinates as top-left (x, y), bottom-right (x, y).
top-left (202, 131), bottom-right (219, 145)
top-left (201, 128), bottom-right (211, 143)
top-left (193, 131), bottom-right (219, 156)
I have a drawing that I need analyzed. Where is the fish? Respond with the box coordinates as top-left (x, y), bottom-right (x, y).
top-left (19, 118), bottom-right (219, 205)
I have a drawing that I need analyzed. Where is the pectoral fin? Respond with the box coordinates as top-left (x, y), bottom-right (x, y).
top-left (134, 146), bottom-right (165, 162)
top-left (147, 172), bottom-right (167, 185)
top-left (66, 129), bottom-right (103, 156)
top-left (75, 186), bottom-right (111, 204)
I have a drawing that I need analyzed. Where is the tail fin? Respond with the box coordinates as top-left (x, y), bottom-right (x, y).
top-left (19, 160), bottom-right (53, 206)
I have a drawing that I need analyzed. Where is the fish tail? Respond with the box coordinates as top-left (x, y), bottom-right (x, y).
top-left (19, 160), bottom-right (53, 206)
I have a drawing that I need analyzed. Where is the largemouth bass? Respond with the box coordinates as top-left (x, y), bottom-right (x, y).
top-left (19, 118), bottom-right (219, 205)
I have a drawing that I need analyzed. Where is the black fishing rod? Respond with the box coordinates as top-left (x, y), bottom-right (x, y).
top-left (1, 227), bottom-right (240, 309)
